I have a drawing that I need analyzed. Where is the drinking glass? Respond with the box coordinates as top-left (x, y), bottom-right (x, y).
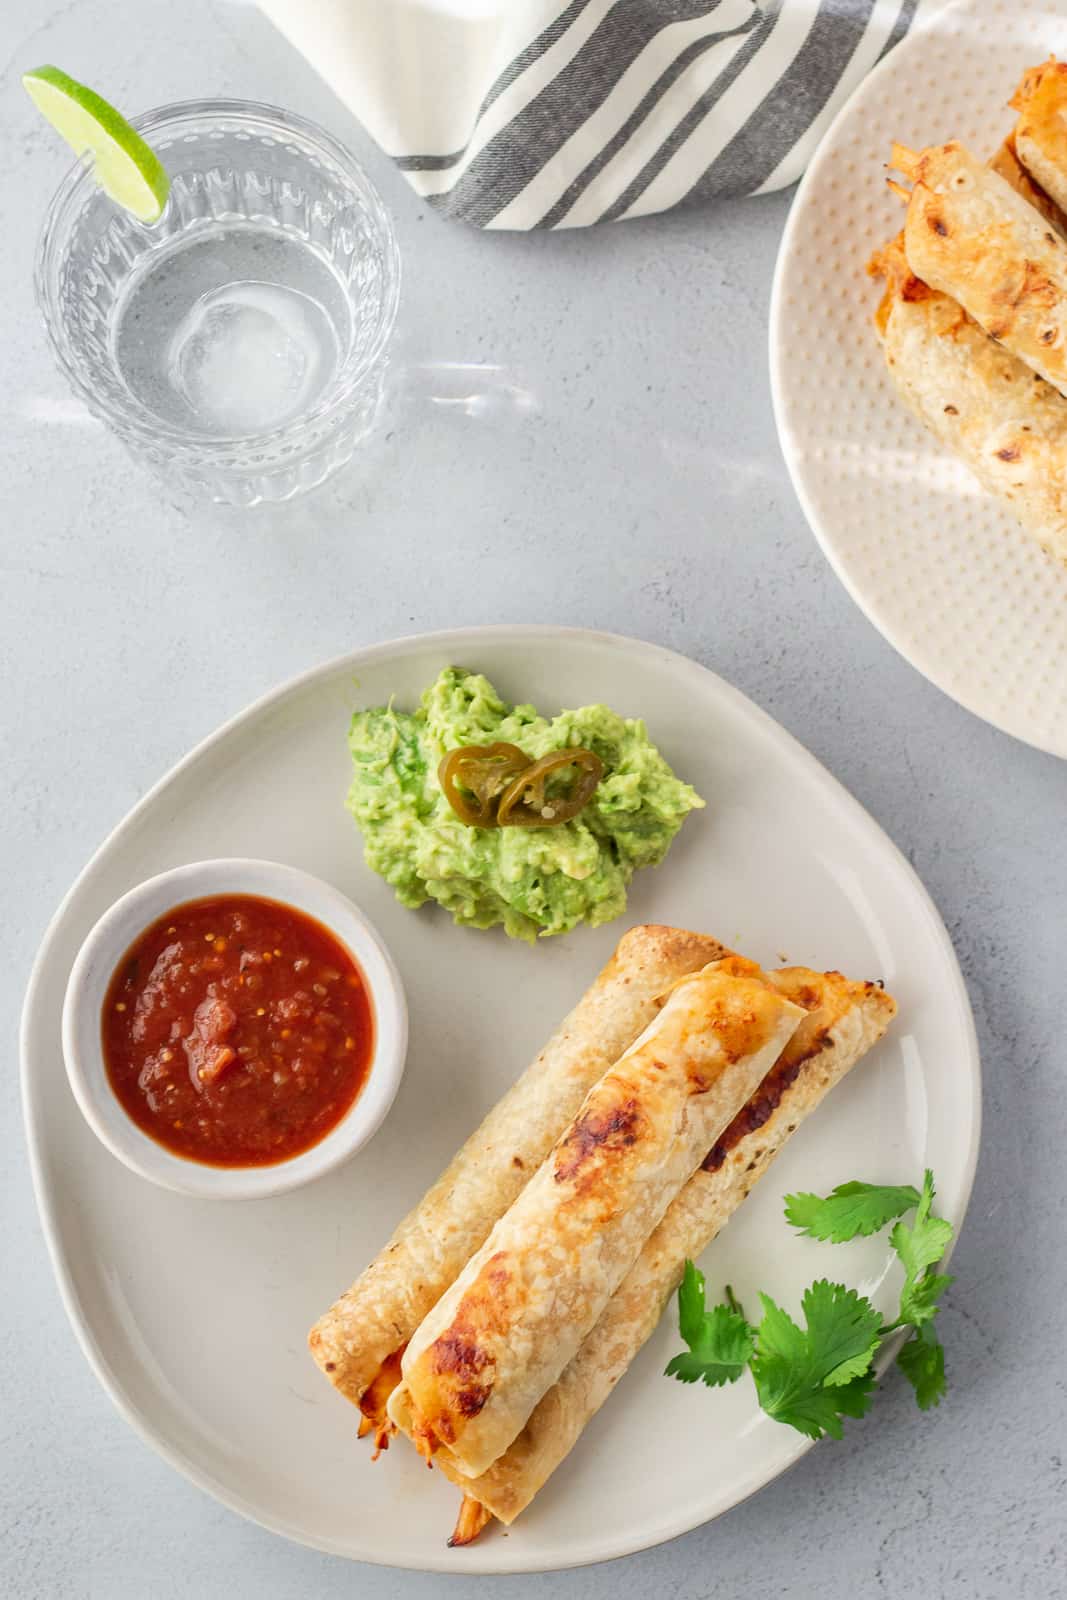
top-left (35, 98), bottom-right (400, 506)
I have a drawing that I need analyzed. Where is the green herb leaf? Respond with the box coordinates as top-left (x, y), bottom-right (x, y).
top-left (890, 1171), bottom-right (953, 1278)
top-left (676, 1257), bottom-right (710, 1349)
top-left (824, 1343), bottom-right (882, 1387)
top-left (665, 1261), bottom-right (755, 1388)
top-left (784, 1181), bottom-right (921, 1242)
top-left (896, 1323), bottom-right (947, 1410)
top-left (900, 1270), bottom-right (955, 1329)
top-left (750, 1282), bottom-right (881, 1440)
top-left (890, 1170), bottom-right (954, 1332)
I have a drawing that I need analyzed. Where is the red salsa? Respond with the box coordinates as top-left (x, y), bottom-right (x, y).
top-left (102, 894), bottom-right (374, 1167)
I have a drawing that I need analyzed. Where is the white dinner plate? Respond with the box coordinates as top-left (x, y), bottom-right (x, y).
top-left (21, 627), bottom-right (980, 1573)
top-left (770, 0), bottom-right (1067, 759)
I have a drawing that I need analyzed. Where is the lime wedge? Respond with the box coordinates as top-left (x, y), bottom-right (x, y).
top-left (24, 65), bottom-right (169, 223)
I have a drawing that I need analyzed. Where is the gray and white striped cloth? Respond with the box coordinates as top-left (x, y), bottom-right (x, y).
top-left (260, 0), bottom-right (930, 229)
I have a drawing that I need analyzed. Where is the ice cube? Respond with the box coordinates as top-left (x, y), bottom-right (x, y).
top-left (168, 280), bottom-right (336, 433)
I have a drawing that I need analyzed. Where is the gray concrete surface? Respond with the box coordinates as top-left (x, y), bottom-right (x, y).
top-left (2, 2), bottom-right (1065, 1597)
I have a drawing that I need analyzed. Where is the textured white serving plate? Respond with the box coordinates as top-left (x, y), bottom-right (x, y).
top-left (771, 0), bottom-right (1067, 759)
top-left (21, 628), bottom-right (979, 1573)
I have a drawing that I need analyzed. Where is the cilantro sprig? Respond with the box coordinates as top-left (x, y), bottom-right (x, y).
top-left (751, 1280), bottom-right (881, 1439)
top-left (665, 1277), bottom-right (754, 1387)
top-left (665, 1170), bottom-right (954, 1436)
top-left (784, 1180), bottom-right (921, 1240)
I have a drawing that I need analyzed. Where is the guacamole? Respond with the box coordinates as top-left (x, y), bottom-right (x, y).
top-left (346, 667), bottom-right (704, 941)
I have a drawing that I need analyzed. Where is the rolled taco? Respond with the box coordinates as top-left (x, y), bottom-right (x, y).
top-left (444, 964), bottom-right (896, 1535)
top-left (309, 925), bottom-right (728, 1412)
top-left (388, 957), bottom-right (805, 1480)
top-left (868, 234), bottom-right (1067, 564)
top-left (892, 139), bottom-right (1067, 399)
top-left (1010, 57), bottom-right (1067, 222)
top-left (988, 133), bottom-right (1067, 236)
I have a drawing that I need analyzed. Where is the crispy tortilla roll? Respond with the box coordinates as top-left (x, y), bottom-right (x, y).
top-left (1011, 57), bottom-right (1067, 222)
top-left (869, 235), bottom-right (1067, 564)
top-left (893, 139), bottom-right (1067, 398)
top-left (443, 966), bottom-right (896, 1528)
top-left (308, 925), bottom-right (728, 1407)
top-left (989, 134), bottom-right (1067, 236)
top-left (388, 957), bottom-right (805, 1480)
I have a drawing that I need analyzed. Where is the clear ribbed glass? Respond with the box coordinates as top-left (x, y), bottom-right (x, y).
top-left (35, 99), bottom-right (400, 506)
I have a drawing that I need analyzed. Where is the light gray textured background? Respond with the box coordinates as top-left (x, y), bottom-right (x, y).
top-left (3, 3), bottom-right (1065, 1598)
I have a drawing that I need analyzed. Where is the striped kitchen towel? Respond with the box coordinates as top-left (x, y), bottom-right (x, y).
top-left (259, 0), bottom-right (930, 229)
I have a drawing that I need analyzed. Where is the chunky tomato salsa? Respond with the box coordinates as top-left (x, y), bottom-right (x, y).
top-left (102, 894), bottom-right (374, 1166)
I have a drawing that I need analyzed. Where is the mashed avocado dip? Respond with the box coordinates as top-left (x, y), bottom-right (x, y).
top-left (346, 667), bottom-right (704, 941)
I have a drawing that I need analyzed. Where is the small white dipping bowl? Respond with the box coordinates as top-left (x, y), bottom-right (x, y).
top-left (61, 859), bottom-right (408, 1200)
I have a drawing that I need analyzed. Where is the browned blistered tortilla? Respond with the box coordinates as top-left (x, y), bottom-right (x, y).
top-left (1010, 56), bottom-right (1067, 222)
top-left (893, 139), bottom-right (1067, 398)
top-left (442, 965), bottom-right (896, 1528)
top-left (308, 925), bottom-right (728, 1409)
top-left (869, 234), bottom-right (1067, 565)
top-left (989, 133), bottom-right (1067, 236)
top-left (388, 957), bottom-right (805, 1481)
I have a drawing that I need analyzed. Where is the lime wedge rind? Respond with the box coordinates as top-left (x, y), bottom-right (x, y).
top-left (24, 65), bottom-right (169, 224)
